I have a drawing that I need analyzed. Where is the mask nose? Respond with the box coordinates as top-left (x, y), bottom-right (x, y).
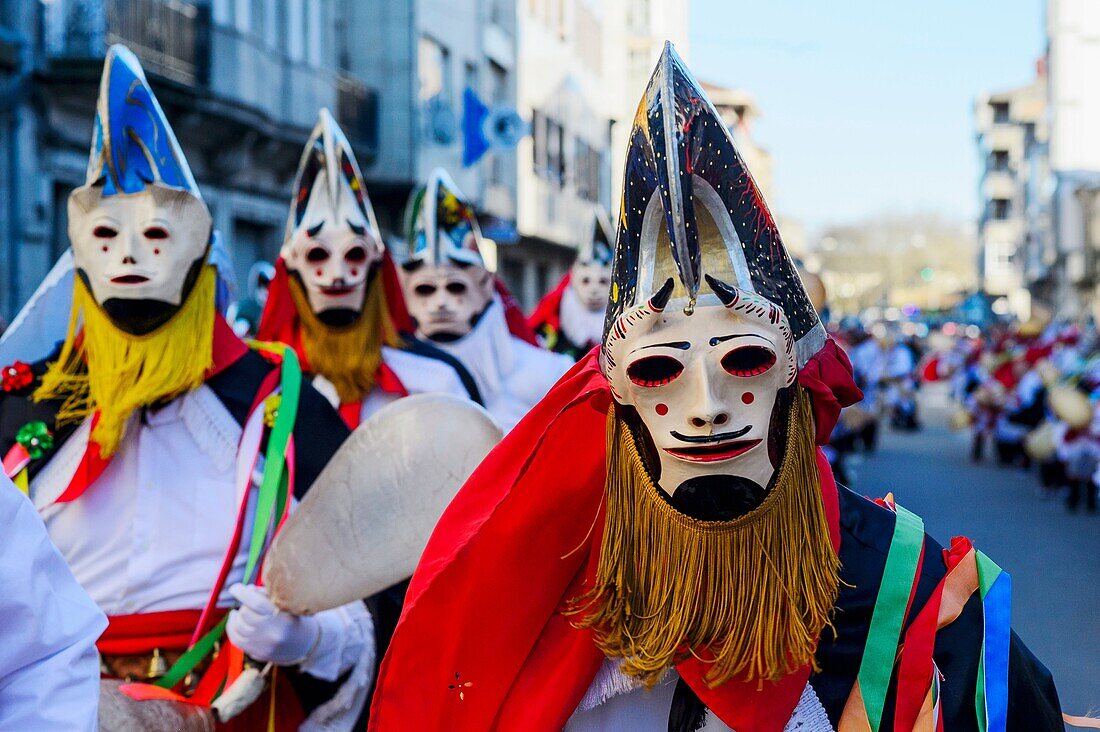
top-left (118, 230), bottom-right (141, 266)
top-left (687, 361), bottom-right (729, 429)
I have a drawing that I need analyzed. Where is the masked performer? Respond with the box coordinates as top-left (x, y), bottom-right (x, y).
top-left (0, 476), bottom-right (105, 730)
top-left (528, 209), bottom-right (615, 361)
top-left (370, 44), bottom-right (1062, 731)
top-left (0, 46), bottom-right (373, 730)
top-left (258, 111), bottom-right (478, 428)
top-left (399, 169), bottom-right (572, 432)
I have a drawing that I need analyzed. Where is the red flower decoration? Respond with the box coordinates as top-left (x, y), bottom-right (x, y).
top-left (1, 361), bottom-right (32, 392)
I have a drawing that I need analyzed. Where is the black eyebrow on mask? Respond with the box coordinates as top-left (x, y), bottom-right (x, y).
top-left (307, 221), bottom-right (324, 237)
top-left (637, 341), bottom-right (691, 351)
top-left (347, 220), bottom-right (366, 235)
top-left (709, 333), bottom-right (771, 347)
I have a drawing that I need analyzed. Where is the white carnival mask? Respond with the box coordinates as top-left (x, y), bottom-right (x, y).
top-left (69, 185), bottom-right (211, 331)
top-left (401, 263), bottom-right (493, 341)
top-left (283, 110), bottom-right (385, 325)
top-left (570, 260), bottom-right (612, 312)
top-left (605, 277), bottom-right (797, 498)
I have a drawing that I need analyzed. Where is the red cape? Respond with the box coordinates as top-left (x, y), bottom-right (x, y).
top-left (256, 254), bottom-right (414, 371)
top-left (526, 272), bottom-right (571, 335)
top-left (370, 343), bottom-right (858, 731)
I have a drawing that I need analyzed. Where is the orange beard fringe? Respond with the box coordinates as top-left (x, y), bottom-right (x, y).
top-left (566, 386), bottom-right (840, 688)
top-left (34, 266), bottom-right (217, 456)
top-left (288, 273), bottom-right (400, 405)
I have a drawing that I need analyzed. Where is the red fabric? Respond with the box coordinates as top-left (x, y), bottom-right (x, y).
top-left (921, 356), bottom-right (944, 383)
top-left (370, 350), bottom-right (846, 732)
top-left (494, 276), bottom-right (540, 345)
top-left (797, 337), bottom-right (863, 445)
top-left (98, 610), bottom-right (228, 656)
top-left (526, 272), bottom-right (571, 335)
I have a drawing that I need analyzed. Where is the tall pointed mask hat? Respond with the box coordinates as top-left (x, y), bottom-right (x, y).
top-left (403, 169), bottom-right (488, 270)
top-left (68, 44), bottom-right (213, 335)
top-left (604, 43), bottom-right (825, 368)
top-left (578, 207), bottom-right (615, 268)
top-left (281, 109), bottom-right (385, 323)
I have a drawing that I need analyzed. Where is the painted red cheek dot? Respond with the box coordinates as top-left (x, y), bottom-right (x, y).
top-left (655, 403), bottom-right (668, 416)
top-left (315, 269), bottom-right (323, 276)
top-left (351, 268), bottom-right (359, 276)
top-left (741, 392), bottom-right (755, 404)
top-left (153, 248), bottom-right (160, 255)
top-left (101, 245), bottom-right (108, 252)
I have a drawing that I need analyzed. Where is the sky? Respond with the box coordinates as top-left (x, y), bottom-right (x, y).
top-left (689, 0), bottom-right (1046, 237)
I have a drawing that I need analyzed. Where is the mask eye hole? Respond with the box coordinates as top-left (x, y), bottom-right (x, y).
top-left (143, 226), bottom-right (169, 240)
top-left (344, 245), bottom-right (367, 264)
top-left (445, 281), bottom-right (468, 295)
top-left (414, 283), bottom-right (437, 297)
top-left (721, 345), bottom-right (776, 377)
top-left (627, 355), bottom-right (684, 387)
top-left (93, 225), bottom-right (118, 238)
top-left (305, 246), bottom-right (330, 263)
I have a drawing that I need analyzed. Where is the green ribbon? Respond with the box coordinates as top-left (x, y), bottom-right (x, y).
top-left (242, 345), bottom-right (301, 584)
top-left (857, 503), bottom-right (925, 732)
top-left (153, 345), bottom-right (302, 693)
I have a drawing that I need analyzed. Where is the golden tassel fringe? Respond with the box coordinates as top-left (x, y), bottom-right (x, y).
top-left (34, 266), bottom-right (217, 456)
top-left (288, 274), bottom-right (399, 405)
top-left (566, 387), bottom-right (840, 688)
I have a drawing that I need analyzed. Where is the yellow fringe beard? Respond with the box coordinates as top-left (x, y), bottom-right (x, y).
top-left (34, 266), bottom-right (217, 457)
top-left (288, 274), bottom-right (400, 405)
top-left (566, 386), bottom-right (840, 688)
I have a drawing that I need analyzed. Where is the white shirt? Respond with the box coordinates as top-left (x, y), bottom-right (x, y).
top-left (0, 476), bottom-right (105, 731)
top-left (429, 297), bottom-right (572, 433)
top-left (32, 385), bottom-right (374, 730)
top-left (559, 284), bottom-right (606, 351)
top-left (311, 345), bottom-right (470, 422)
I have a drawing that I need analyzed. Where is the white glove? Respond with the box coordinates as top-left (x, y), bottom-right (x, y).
top-left (226, 584), bottom-right (320, 666)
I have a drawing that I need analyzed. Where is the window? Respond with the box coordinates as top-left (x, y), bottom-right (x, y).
top-left (991, 101), bottom-right (1010, 124)
top-left (990, 150), bottom-right (1009, 172)
top-left (546, 117), bottom-right (565, 186)
top-left (531, 109), bottom-right (564, 186)
top-left (991, 198), bottom-right (1011, 220)
top-left (574, 138), bottom-right (602, 202)
top-left (418, 36), bottom-right (451, 105)
top-left (532, 109), bottom-right (545, 174)
top-left (464, 61), bottom-right (479, 97)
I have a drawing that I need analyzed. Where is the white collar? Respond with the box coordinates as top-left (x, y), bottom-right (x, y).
top-left (559, 284), bottom-right (605, 349)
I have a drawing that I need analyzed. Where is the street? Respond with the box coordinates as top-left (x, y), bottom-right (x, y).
top-left (845, 383), bottom-right (1100, 718)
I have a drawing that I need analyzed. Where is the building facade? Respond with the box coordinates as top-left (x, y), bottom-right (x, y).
top-left (974, 72), bottom-right (1046, 321)
top-left (0, 0), bottom-right (383, 319)
top-left (347, 0), bottom-right (519, 265)
top-left (0, 0), bottom-right (522, 321)
top-left (1044, 0), bottom-right (1100, 320)
top-left (511, 0), bottom-right (612, 309)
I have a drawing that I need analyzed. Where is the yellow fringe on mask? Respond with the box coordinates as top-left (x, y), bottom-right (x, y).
top-left (288, 274), bottom-right (400, 405)
top-left (566, 386), bottom-right (840, 689)
top-left (34, 266), bottom-right (217, 456)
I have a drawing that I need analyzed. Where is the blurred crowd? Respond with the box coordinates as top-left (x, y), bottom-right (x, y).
top-left (839, 315), bottom-right (1100, 515)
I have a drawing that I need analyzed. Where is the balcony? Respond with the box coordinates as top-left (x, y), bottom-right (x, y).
top-left (105, 0), bottom-right (209, 86)
top-left (46, 0), bottom-right (210, 86)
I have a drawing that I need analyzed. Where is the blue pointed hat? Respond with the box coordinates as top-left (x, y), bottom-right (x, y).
top-left (606, 42), bottom-right (825, 366)
top-left (85, 45), bottom-right (200, 199)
